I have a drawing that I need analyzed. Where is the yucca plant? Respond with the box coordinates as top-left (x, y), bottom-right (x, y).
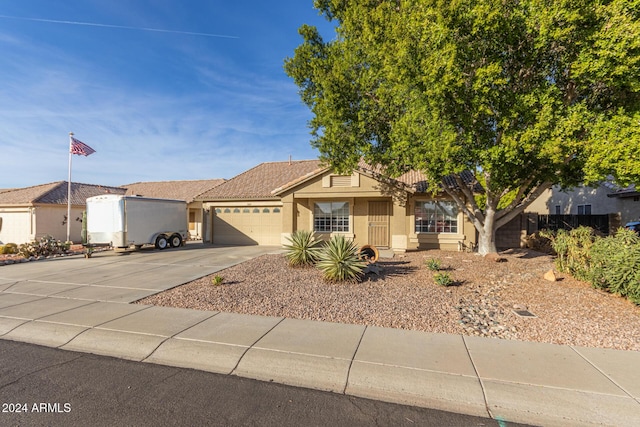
top-left (284, 230), bottom-right (322, 267)
top-left (425, 258), bottom-right (441, 271)
top-left (316, 235), bottom-right (367, 282)
top-left (433, 272), bottom-right (454, 287)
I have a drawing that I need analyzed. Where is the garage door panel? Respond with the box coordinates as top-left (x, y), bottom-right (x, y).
top-left (213, 207), bottom-right (281, 246)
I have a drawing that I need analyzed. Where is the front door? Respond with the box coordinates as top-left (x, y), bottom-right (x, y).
top-left (368, 201), bottom-right (390, 248)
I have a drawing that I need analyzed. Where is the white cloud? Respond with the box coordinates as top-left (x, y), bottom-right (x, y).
top-left (0, 24), bottom-right (318, 188)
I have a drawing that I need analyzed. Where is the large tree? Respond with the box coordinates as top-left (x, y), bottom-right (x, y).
top-left (285, 0), bottom-right (640, 254)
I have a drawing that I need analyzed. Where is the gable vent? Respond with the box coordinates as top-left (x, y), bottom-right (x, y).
top-left (330, 175), bottom-right (352, 187)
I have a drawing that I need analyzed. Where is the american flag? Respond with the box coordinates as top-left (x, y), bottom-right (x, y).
top-left (70, 136), bottom-right (96, 156)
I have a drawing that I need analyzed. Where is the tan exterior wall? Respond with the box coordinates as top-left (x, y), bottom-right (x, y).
top-left (0, 204), bottom-right (86, 245)
top-left (281, 171), bottom-right (476, 251)
top-left (34, 205), bottom-right (85, 243)
top-left (187, 201), bottom-right (204, 240)
top-left (205, 171), bottom-right (478, 252)
top-left (406, 194), bottom-right (477, 251)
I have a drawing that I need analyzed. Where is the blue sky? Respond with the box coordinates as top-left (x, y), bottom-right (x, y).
top-left (0, 1), bottom-right (334, 188)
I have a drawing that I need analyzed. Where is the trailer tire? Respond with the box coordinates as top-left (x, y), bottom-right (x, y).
top-left (155, 235), bottom-right (169, 250)
top-left (169, 234), bottom-right (182, 248)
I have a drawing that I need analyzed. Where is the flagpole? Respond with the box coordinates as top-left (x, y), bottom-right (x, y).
top-left (67, 132), bottom-right (73, 243)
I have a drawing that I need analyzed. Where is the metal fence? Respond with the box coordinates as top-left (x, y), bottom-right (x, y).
top-left (537, 214), bottom-right (610, 235)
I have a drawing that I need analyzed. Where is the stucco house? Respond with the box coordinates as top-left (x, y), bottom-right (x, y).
top-left (526, 181), bottom-right (640, 225)
top-left (0, 181), bottom-right (125, 245)
top-left (122, 179), bottom-right (226, 240)
top-left (197, 160), bottom-right (479, 252)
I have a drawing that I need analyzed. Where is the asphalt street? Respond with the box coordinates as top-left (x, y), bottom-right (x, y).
top-left (0, 341), bottom-right (531, 427)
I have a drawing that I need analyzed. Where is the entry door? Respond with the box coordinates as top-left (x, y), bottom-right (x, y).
top-left (368, 201), bottom-right (390, 248)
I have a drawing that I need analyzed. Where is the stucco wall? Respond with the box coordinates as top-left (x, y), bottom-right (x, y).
top-left (526, 185), bottom-right (620, 215)
top-left (35, 205), bottom-right (85, 243)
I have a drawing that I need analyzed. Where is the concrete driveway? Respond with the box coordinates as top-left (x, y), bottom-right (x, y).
top-left (0, 244), bottom-right (280, 304)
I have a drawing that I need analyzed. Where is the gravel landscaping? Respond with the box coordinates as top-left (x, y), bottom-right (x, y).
top-left (138, 249), bottom-right (640, 351)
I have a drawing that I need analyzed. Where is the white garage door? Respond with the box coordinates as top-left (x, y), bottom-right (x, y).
top-left (213, 206), bottom-right (282, 245)
top-left (0, 210), bottom-right (32, 245)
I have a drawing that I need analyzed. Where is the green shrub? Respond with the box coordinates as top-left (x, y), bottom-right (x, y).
top-left (542, 227), bottom-right (595, 281)
top-left (589, 228), bottom-right (640, 304)
top-left (316, 235), bottom-right (366, 282)
top-left (284, 230), bottom-right (322, 267)
top-left (433, 272), bottom-right (454, 287)
top-left (425, 258), bottom-right (441, 271)
top-left (211, 275), bottom-right (224, 286)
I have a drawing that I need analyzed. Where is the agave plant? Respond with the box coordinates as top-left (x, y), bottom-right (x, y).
top-left (284, 230), bottom-right (322, 267)
top-left (316, 235), bottom-right (367, 282)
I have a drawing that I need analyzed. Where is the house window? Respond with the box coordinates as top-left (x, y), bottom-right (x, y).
top-left (554, 205), bottom-right (561, 215)
top-left (314, 202), bottom-right (350, 232)
top-left (577, 204), bottom-right (592, 215)
top-left (415, 201), bottom-right (458, 233)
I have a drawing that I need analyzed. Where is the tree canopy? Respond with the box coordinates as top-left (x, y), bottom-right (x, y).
top-left (285, 0), bottom-right (640, 253)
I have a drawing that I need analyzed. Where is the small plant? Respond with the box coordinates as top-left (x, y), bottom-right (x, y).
top-left (211, 275), bottom-right (224, 286)
top-left (284, 230), bottom-right (322, 267)
top-left (433, 272), bottom-right (454, 287)
top-left (316, 235), bottom-right (367, 282)
top-left (425, 258), bottom-right (441, 271)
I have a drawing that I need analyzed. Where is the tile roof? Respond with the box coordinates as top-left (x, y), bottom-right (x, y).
top-left (198, 158), bottom-right (481, 201)
top-left (0, 181), bottom-right (126, 206)
top-left (122, 179), bottom-right (226, 203)
top-left (356, 160), bottom-right (480, 193)
top-left (198, 160), bottom-right (324, 200)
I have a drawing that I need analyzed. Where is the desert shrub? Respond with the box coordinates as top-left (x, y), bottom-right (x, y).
top-left (524, 232), bottom-right (554, 254)
top-left (433, 272), bottom-right (454, 287)
top-left (1, 243), bottom-right (18, 254)
top-left (425, 258), bottom-right (441, 271)
top-left (542, 227), bottom-right (595, 281)
top-left (589, 228), bottom-right (640, 304)
top-left (211, 275), bottom-right (224, 286)
top-left (284, 230), bottom-right (322, 267)
top-left (316, 235), bottom-right (366, 282)
top-left (18, 235), bottom-right (69, 258)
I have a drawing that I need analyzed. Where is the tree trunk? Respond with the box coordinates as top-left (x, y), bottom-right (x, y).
top-left (477, 206), bottom-right (498, 255)
top-left (477, 227), bottom-right (498, 255)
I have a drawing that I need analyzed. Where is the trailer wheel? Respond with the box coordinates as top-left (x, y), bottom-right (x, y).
top-left (155, 235), bottom-right (169, 250)
top-left (169, 234), bottom-right (182, 248)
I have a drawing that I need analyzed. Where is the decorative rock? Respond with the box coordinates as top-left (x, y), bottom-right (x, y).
top-left (543, 269), bottom-right (557, 282)
top-left (484, 253), bottom-right (507, 262)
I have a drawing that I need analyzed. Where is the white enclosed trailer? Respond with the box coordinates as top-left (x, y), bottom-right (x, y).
top-left (86, 195), bottom-right (188, 250)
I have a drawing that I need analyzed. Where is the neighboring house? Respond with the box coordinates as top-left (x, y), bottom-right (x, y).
top-left (527, 183), bottom-right (616, 216)
top-left (0, 181), bottom-right (126, 245)
top-left (121, 179), bottom-right (225, 240)
top-left (526, 181), bottom-right (640, 225)
top-left (197, 160), bottom-right (478, 252)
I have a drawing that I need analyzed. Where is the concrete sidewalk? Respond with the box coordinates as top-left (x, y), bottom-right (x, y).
top-left (0, 246), bottom-right (639, 426)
